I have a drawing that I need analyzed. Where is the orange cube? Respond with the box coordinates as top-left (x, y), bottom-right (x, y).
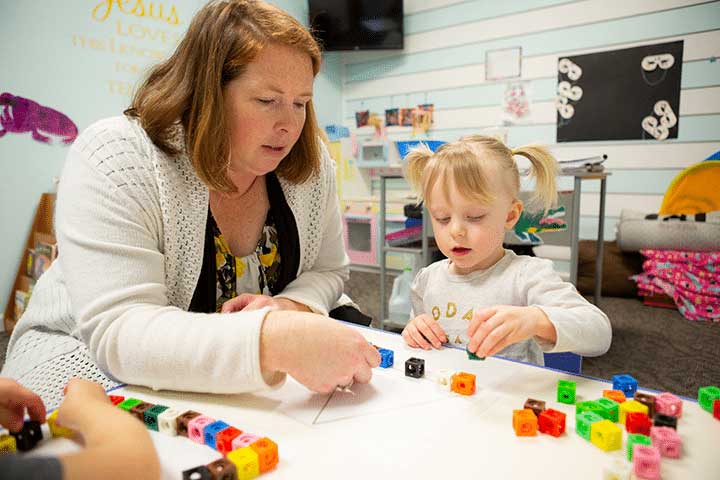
top-left (451, 372), bottom-right (476, 395)
top-left (604, 389), bottom-right (627, 404)
top-left (249, 437), bottom-right (278, 473)
top-left (513, 409), bottom-right (538, 436)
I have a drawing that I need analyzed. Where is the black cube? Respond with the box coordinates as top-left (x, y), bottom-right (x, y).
top-left (405, 357), bottom-right (425, 378)
top-left (654, 413), bottom-right (677, 429)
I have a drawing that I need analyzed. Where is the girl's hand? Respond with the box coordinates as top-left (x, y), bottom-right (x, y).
top-left (221, 293), bottom-right (310, 313)
top-left (0, 378), bottom-right (46, 432)
top-left (466, 306), bottom-right (556, 357)
top-left (401, 313), bottom-right (447, 350)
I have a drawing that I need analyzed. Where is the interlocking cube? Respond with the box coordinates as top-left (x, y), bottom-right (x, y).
top-left (182, 465), bottom-right (211, 480)
top-left (117, 397), bottom-right (142, 412)
top-left (10, 420), bottom-right (43, 451)
top-left (466, 348), bottom-right (485, 360)
top-left (698, 386), bottom-right (720, 413)
top-left (595, 398), bottom-right (619, 422)
top-left (634, 392), bottom-right (656, 418)
top-left (651, 426), bottom-right (682, 458)
top-left (47, 409), bottom-right (75, 438)
top-left (227, 447), bottom-right (260, 480)
top-left (715, 400), bottom-right (720, 420)
top-left (232, 433), bottom-right (261, 450)
top-left (378, 348), bottom-right (394, 368)
top-left (653, 413), bottom-right (677, 430)
top-left (633, 445), bottom-right (661, 480)
top-left (433, 369), bottom-right (453, 390)
top-left (576, 400), bottom-right (604, 416)
top-left (575, 411), bottom-right (603, 440)
top-left (538, 408), bottom-right (566, 437)
top-left (144, 405), bottom-right (169, 431)
top-left (0, 434), bottom-right (17, 455)
top-left (206, 457), bottom-right (237, 479)
top-left (203, 420), bottom-right (231, 450)
top-left (512, 409), bottom-right (538, 436)
top-left (187, 414), bottom-right (216, 445)
top-left (249, 437), bottom-right (279, 473)
top-left (603, 389), bottom-right (626, 404)
top-left (590, 419), bottom-right (622, 452)
top-left (626, 433), bottom-right (652, 461)
top-left (451, 372), bottom-right (476, 395)
top-left (612, 374), bottom-right (638, 398)
top-left (108, 394), bottom-right (125, 406)
top-left (157, 408), bottom-right (183, 436)
top-left (524, 398), bottom-right (546, 417)
top-left (557, 379), bottom-right (576, 404)
top-left (602, 459), bottom-right (631, 480)
top-left (626, 412), bottom-right (652, 436)
top-left (130, 401), bottom-right (155, 423)
top-left (655, 392), bottom-right (683, 418)
top-left (176, 410), bottom-right (202, 437)
top-left (405, 357), bottom-right (425, 378)
top-left (216, 426), bottom-right (243, 455)
top-left (619, 400), bottom-right (649, 425)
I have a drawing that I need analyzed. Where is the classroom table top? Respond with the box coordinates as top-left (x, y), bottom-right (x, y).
top-left (29, 325), bottom-right (720, 479)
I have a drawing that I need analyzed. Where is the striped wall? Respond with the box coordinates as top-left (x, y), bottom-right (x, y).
top-left (339, 0), bottom-right (720, 242)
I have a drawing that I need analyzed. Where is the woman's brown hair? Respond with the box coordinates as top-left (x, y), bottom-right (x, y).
top-left (125, 0), bottom-right (323, 191)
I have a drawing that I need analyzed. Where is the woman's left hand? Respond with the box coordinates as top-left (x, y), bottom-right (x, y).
top-left (221, 293), bottom-right (311, 313)
top-left (466, 305), bottom-right (556, 358)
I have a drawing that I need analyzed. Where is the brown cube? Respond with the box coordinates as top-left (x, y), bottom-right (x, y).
top-left (206, 457), bottom-right (237, 480)
top-left (524, 398), bottom-right (546, 417)
top-left (634, 392), bottom-right (657, 418)
top-left (130, 402), bottom-right (154, 423)
top-left (176, 411), bottom-right (202, 437)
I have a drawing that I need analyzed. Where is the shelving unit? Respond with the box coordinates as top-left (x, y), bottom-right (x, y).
top-left (378, 173), bottom-right (432, 330)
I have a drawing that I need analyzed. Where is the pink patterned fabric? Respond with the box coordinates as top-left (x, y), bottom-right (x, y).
top-left (631, 249), bottom-right (720, 322)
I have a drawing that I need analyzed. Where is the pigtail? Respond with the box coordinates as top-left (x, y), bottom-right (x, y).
top-left (403, 143), bottom-right (435, 200)
top-left (512, 145), bottom-right (559, 213)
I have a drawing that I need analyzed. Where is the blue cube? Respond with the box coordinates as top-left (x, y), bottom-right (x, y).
top-left (612, 374), bottom-right (638, 397)
top-left (203, 421), bottom-right (230, 450)
top-left (378, 348), bottom-right (394, 368)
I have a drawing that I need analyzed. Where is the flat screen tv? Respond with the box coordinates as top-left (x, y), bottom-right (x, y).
top-left (308, 0), bottom-right (404, 51)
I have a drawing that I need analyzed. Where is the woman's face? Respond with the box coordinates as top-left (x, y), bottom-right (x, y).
top-left (224, 42), bottom-right (314, 178)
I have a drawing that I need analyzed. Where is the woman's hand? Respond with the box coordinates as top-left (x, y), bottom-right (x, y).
top-left (401, 313), bottom-right (447, 350)
top-left (221, 293), bottom-right (311, 313)
top-left (260, 311), bottom-right (381, 393)
top-left (55, 378), bottom-right (111, 433)
top-left (466, 306), bottom-right (557, 357)
top-left (0, 378), bottom-right (46, 432)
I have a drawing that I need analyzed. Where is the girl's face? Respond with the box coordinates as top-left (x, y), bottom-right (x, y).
top-left (223, 42), bottom-right (314, 178)
top-left (427, 174), bottom-right (522, 275)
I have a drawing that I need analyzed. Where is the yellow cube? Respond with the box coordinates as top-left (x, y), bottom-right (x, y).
top-left (590, 419), bottom-right (622, 451)
top-left (618, 400), bottom-right (649, 424)
top-left (47, 410), bottom-right (75, 438)
top-left (0, 434), bottom-right (17, 455)
top-left (227, 447), bottom-right (260, 480)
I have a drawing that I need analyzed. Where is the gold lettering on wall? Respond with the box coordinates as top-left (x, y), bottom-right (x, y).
top-left (92, 0), bottom-right (179, 25)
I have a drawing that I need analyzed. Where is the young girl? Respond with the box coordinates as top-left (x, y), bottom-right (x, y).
top-left (401, 135), bottom-right (611, 365)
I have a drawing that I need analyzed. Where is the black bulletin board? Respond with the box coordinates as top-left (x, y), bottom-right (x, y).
top-left (556, 40), bottom-right (683, 142)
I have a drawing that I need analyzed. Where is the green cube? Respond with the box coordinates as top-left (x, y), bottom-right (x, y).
top-left (576, 400), bottom-right (603, 415)
top-left (575, 411), bottom-right (603, 440)
top-left (466, 348), bottom-right (485, 360)
top-left (595, 397), bottom-right (620, 422)
top-left (117, 398), bottom-right (142, 412)
top-left (144, 405), bottom-right (169, 431)
top-left (558, 380), bottom-right (576, 404)
top-left (627, 433), bottom-right (652, 461)
top-left (698, 386), bottom-right (720, 412)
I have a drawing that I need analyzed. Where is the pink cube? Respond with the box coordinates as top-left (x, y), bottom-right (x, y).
top-left (187, 415), bottom-right (216, 444)
top-left (655, 392), bottom-right (683, 418)
top-left (633, 445), bottom-right (661, 480)
top-left (651, 426), bottom-right (682, 458)
top-left (232, 432), bottom-right (261, 449)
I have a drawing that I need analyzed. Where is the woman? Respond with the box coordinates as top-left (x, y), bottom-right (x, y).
top-left (3, 0), bottom-right (379, 409)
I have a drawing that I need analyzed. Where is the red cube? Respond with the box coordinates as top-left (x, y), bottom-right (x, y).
top-left (108, 395), bottom-right (125, 406)
top-left (215, 426), bottom-right (242, 455)
top-left (714, 399), bottom-right (720, 420)
top-left (626, 412), bottom-right (652, 435)
top-left (538, 408), bottom-right (566, 437)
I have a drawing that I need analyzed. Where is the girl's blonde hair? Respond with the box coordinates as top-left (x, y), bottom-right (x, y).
top-left (125, 0), bottom-right (322, 192)
top-left (404, 135), bottom-right (558, 213)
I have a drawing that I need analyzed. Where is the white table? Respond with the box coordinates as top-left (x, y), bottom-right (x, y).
top-left (31, 326), bottom-right (720, 479)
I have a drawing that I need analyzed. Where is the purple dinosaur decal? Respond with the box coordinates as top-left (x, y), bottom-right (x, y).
top-left (0, 92), bottom-right (78, 144)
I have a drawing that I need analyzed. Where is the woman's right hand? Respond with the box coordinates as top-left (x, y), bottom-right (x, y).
top-left (260, 311), bottom-right (381, 394)
top-left (401, 313), bottom-right (447, 350)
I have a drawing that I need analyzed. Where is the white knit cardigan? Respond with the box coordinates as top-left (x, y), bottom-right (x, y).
top-left (5, 116), bottom-right (350, 396)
